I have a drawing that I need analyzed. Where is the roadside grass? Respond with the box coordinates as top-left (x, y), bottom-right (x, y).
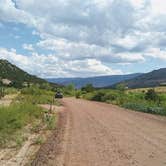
top-left (4, 87), bottom-right (18, 95)
top-left (18, 85), bottom-right (61, 105)
top-left (82, 88), bottom-right (166, 116)
top-left (0, 102), bottom-right (44, 147)
top-left (15, 94), bottom-right (54, 105)
top-left (127, 86), bottom-right (166, 93)
top-left (0, 86), bottom-right (59, 148)
top-left (19, 86), bottom-right (55, 104)
top-left (44, 114), bottom-right (57, 130)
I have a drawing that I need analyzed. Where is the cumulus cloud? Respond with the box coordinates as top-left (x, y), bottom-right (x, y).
top-left (22, 43), bottom-right (34, 51)
top-left (0, 48), bottom-right (122, 77)
top-left (0, 0), bottom-right (36, 26)
top-left (145, 48), bottom-right (166, 60)
top-left (37, 38), bottom-right (144, 63)
top-left (0, 0), bottom-right (166, 77)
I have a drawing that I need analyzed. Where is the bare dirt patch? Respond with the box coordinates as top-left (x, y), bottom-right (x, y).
top-left (31, 105), bottom-right (66, 166)
top-left (0, 94), bottom-right (17, 106)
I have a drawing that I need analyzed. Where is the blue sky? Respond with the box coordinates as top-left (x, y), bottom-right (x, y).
top-left (0, 0), bottom-right (166, 78)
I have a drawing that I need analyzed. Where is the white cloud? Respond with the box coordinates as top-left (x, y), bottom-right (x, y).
top-left (151, 0), bottom-right (166, 15)
top-left (0, 0), bottom-right (166, 77)
top-left (145, 48), bottom-right (166, 60)
top-left (0, 0), bottom-right (36, 26)
top-left (0, 47), bottom-right (122, 77)
top-left (112, 35), bottom-right (139, 49)
top-left (22, 43), bottom-right (34, 51)
top-left (115, 52), bottom-right (145, 62)
top-left (37, 38), bottom-right (144, 63)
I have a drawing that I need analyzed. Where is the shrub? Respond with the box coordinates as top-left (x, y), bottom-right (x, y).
top-left (83, 88), bottom-right (166, 116)
top-left (21, 86), bottom-right (42, 95)
top-left (62, 84), bottom-right (75, 96)
top-left (116, 83), bottom-right (126, 91)
top-left (145, 89), bottom-right (158, 101)
top-left (19, 86), bottom-right (55, 104)
top-left (102, 91), bottom-right (119, 101)
top-left (123, 102), bottom-right (145, 112)
top-left (123, 102), bottom-right (165, 115)
top-left (81, 84), bottom-right (94, 93)
top-left (75, 90), bottom-right (82, 98)
top-left (91, 91), bottom-right (106, 102)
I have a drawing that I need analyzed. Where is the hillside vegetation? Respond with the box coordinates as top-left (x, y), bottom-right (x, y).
top-left (114, 68), bottom-right (166, 89)
top-left (0, 59), bottom-right (59, 88)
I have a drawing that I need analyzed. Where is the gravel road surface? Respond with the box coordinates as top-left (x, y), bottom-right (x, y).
top-left (33, 98), bottom-right (166, 166)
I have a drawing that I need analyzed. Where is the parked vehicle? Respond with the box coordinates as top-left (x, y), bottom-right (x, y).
top-left (55, 91), bottom-right (63, 98)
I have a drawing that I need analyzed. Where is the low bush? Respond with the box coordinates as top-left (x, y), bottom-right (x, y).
top-left (123, 102), bottom-right (166, 115)
top-left (145, 89), bottom-right (159, 101)
top-left (123, 102), bottom-right (149, 112)
top-left (82, 89), bottom-right (166, 116)
top-left (91, 91), bottom-right (106, 102)
top-left (19, 86), bottom-right (55, 104)
top-left (75, 90), bottom-right (82, 98)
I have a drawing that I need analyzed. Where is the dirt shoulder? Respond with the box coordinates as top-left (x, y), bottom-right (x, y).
top-left (31, 105), bottom-right (67, 166)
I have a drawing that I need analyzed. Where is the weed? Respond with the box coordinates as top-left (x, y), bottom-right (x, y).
top-left (44, 114), bottom-right (57, 130)
top-left (34, 136), bottom-right (44, 145)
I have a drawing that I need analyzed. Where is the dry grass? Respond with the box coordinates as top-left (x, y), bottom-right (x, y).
top-left (127, 86), bottom-right (166, 93)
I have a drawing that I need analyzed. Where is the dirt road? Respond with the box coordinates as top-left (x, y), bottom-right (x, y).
top-left (34, 98), bottom-right (166, 166)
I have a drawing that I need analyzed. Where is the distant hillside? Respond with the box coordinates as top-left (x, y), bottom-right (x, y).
top-left (0, 59), bottom-right (58, 88)
top-left (114, 68), bottom-right (166, 89)
top-left (47, 73), bottom-right (142, 88)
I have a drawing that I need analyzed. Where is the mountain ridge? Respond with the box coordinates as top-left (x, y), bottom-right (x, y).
top-left (0, 59), bottom-right (58, 88)
top-left (112, 68), bottom-right (166, 89)
top-left (47, 73), bottom-right (142, 88)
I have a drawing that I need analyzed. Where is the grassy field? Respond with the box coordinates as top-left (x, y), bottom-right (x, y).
top-left (0, 85), bottom-right (58, 148)
top-left (127, 86), bottom-right (166, 93)
top-left (0, 102), bottom-right (44, 147)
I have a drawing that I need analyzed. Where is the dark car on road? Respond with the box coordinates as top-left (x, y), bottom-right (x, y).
top-left (55, 91), bottom-right (63, 98)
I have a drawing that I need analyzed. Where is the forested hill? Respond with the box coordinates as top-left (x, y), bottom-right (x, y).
top-left (114, 68), bottom-right (166, 88)
top-left (0, 59), bottom-right (57, 88)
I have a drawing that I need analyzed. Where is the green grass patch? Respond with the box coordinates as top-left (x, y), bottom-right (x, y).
top-left (0, 102), bottom-right (44, 147)
top-left (82, 88), bottom-right (166, 116)
top-left (0, 86), bottom-right (60, 148)
top-left (19, 86), bottom-right (55, 104)
top-left (4, 87), bottom-right (18, 95)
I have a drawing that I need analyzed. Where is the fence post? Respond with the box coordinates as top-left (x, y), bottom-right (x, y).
top-left (49, 96), bottom-right (55, 113)
top-left (0, 87), bottom-right (4, 99)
